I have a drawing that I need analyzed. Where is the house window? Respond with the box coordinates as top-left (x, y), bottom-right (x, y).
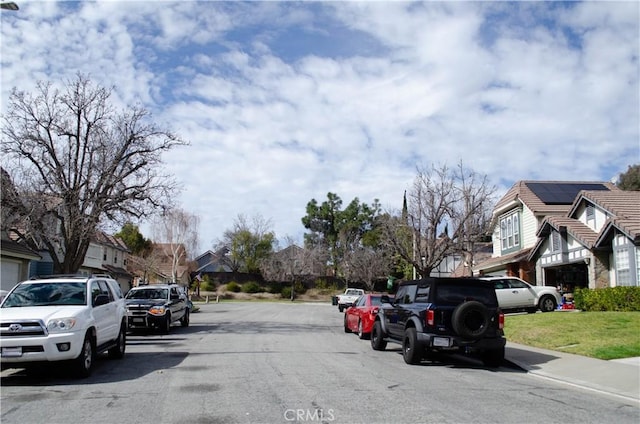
top-left (103, 247), bottom-right (107, 261)
top-left (500, 212), bottom-right (520, 252)
top-left (586, 204), bottom-right (595, 226)
top-left (636, 248), bottom-right (640, 284)
top-left (552, 231), bottom-right (561, 252)
top-left (114, 253), bottom-right (118, 264)
top-left (615, 247), bottom-right (631, 286)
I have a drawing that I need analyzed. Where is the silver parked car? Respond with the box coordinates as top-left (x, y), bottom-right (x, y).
top-left (480, 276), bottom-right (562, 313)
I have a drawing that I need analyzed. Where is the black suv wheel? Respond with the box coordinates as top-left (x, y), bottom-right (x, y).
top-left (370, 321), bottom-right (387, 351)
top-left (402, 328), bottom-right (422, 365)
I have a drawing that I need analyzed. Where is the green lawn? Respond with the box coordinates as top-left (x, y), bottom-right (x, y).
top-left (504, 311), bottom-right (640, 360)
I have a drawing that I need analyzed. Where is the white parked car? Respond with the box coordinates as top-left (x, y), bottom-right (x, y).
top-left (479, 276), bottom-right (562, 313)
top-left (336, 288), bottom-right (365, 312)
top-left (0, 274), bottom-right (127, 377)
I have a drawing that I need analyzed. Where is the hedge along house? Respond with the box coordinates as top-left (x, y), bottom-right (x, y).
top-left (529, 190), bottom-right (640, 292)
top-left (473, 180), bottom-right (618, 283)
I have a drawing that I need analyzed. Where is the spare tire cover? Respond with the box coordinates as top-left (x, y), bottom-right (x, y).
top-left (451, 301), bottom-right (490, 340)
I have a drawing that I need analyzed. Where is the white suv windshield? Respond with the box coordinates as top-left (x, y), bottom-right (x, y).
top-left (1, 282), bottom-right (87, 307)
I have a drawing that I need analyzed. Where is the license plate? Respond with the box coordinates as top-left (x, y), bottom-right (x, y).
top-left (133, 318), bottom-right (145, 324)
top-left (433, 337), bottom-right (451, 347)
top-left (1, 346), bottom-right (23, 357)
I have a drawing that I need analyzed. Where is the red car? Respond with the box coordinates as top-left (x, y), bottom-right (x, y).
top-left (343, 294), bottom-right (391, 339)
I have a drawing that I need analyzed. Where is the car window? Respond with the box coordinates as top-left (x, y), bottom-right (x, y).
top-left (97, 281), bottom-right (113, 303)
top-left (355, 296), bottom-right (365, 307)
top-left (1, 282), bottom-right (87, 307)
top-left (108, 281), bottom-right (123, 299)
top-left (494, 280), bottom-right (507, 290)
top-left (397, 285), bottom-right (417, 304)
top-left (415, 285), bottom-right (431, 303)
top-left (91, 281), bottom-right (102, 304)
top-left (507, 279), bottom-right (528, 289)
top-left (370, 296), bottom-right (382, 306)
top-left (126, 288), bottom-right (168, 300)
top-left (433, 283), bottom-right (497, 307)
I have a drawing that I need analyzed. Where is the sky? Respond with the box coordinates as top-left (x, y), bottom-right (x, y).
top-left (1, 1), bottom-right (639, 254)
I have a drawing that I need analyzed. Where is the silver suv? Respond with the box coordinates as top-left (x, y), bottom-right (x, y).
top-left (0, 274), bottom-right (127, 377)
top-left (479, 276), bottom-right (561, 313)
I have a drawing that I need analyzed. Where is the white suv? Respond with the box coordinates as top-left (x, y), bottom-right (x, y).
top-left (480, 276), bottom-right (562, 313)
top-left (0, 274), bottom-right (127, 377)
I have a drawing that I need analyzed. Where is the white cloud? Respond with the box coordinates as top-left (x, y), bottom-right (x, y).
top-left (1, 1), bottom-right (637, 252)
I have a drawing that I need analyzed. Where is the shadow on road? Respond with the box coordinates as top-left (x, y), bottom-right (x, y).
top-left (0, 349), bottom-right (189, 386)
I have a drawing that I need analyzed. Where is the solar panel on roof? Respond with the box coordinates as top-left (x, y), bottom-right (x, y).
top-left (524, 182), bottom-right (610, 204)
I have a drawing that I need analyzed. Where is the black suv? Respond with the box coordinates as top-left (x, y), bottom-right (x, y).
top-left (371, 277), bottom-right (506, 367)
top-left (125, 284), bottom-right (189, 333)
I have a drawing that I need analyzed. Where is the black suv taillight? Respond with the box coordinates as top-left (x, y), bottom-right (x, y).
top-left (426, 309), bottom-right (434, 326)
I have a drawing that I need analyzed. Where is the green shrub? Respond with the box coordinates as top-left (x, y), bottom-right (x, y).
top-left (242, 281), bottom-right (263, 294)
top-left (314, 278), bottom-right (338, 291)
top-left (266, 282), bottom-right (282, 294)
top-left (281, 286), bottom-right (293, 299)
top-left (226, 281), bottom-right (241, 293)
top-left (294, 281), bottom-right (307, 294)
top-left (574, 287), bottom-right (640, 311)
top-left (200, 280), bottom-right (215, 292)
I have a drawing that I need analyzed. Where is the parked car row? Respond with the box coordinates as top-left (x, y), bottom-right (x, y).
top-left (342, 276), bottom-right (563, 367)
top-left (0, 275), bottom-right (192, 379)
top-left (343, 277), bottom-right (508, 367)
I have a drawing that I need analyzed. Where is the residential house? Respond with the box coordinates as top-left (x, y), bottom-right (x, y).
top-left (529, 189), bottom-right (640, 291)
top-left (193, 247), bottom-right (233, 276)
top-left (141, 242), bottom-right (191, 286)
top-left (79, 231), bottom-right (133, 294)
top-left (0, 237), bottom-right (41, 291)
top-left (473, 180), bottom-right (618, 283)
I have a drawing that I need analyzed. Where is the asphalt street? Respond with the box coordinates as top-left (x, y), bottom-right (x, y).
top-left (1, 302), bottom-right (638, 424)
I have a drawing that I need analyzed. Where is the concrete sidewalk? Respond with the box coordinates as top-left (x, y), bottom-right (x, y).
top-left (506, 342), bottom-right (640, 404)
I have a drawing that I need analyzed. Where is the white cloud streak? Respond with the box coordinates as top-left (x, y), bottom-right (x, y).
top-left (1, 1), bottom-right (638, 251)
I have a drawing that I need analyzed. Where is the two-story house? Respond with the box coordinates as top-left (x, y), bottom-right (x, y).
top-left (473, 180), bottom-right (617, 283)
top-left (529, 189), bottom-right (640, 291)
top-left (78, 231), bottom-right (132, 294)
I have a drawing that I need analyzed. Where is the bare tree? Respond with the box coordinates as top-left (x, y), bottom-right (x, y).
top-left (380, 162), bottom-right (495, 278)
top-left (261, 236), bottom-right (327, 282)
top-left (343, 247), bottom-right (391, 291)
top-left (1, 74), bottom-right (186, 273)
top-left (152, 208), bottom-right (200, 283)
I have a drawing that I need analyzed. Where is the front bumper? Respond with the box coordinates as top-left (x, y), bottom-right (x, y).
top-left (127, 313), bottom-right (166, 329)
top-left (0, 330), bottom-right (85, 364)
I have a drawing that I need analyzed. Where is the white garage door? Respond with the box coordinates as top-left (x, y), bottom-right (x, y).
top-left (1, 260), bottom-right (21, 292)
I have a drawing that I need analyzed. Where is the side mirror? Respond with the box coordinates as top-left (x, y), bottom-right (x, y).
top-left (93, 294), bottom-right (110, 307)
top-left (380, 295), bottom-right (391, 304)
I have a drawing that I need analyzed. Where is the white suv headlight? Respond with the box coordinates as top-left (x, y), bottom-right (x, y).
top-left (47, 318), bottom-right (77, 332)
